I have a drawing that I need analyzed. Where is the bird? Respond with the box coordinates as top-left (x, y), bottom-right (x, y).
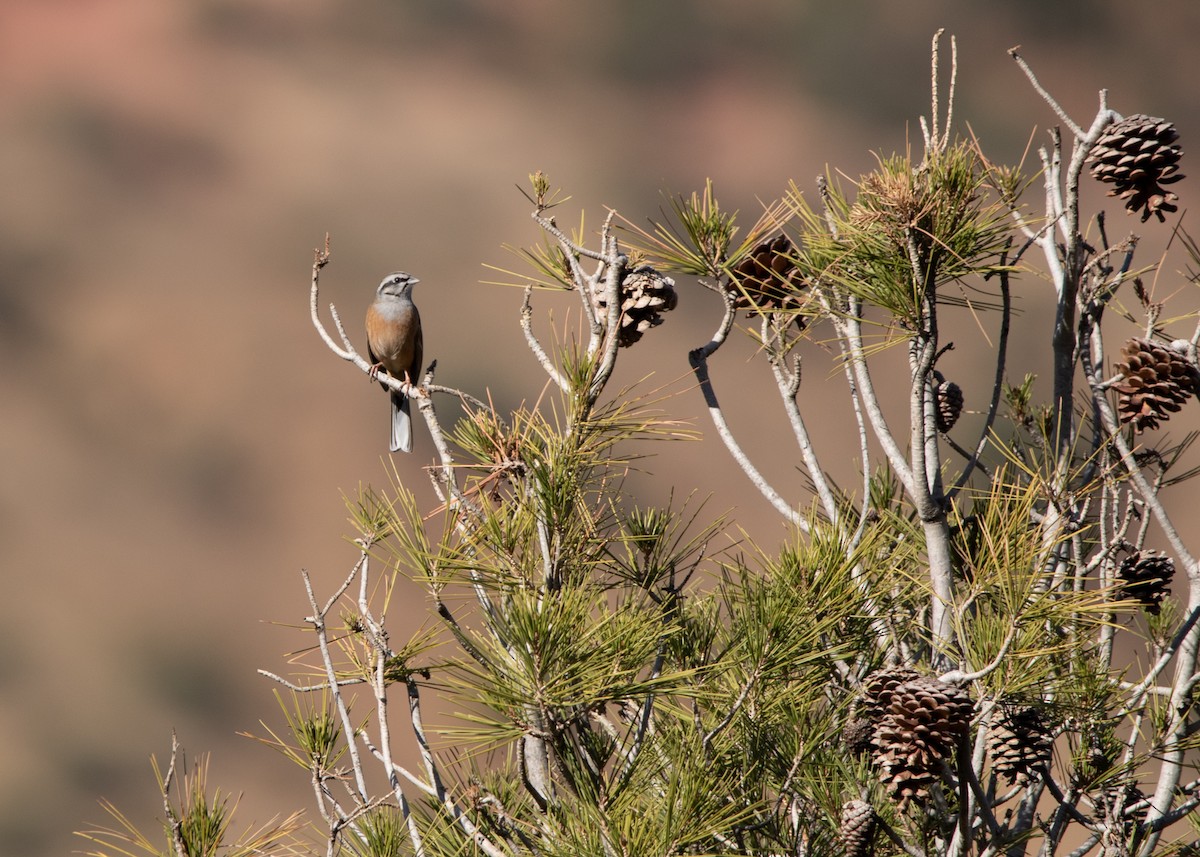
top-left (365, 271), bottom-right (423, 452)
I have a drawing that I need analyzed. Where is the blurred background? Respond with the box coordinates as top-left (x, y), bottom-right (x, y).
top-left (2, 1), bottom-right (1198, 854)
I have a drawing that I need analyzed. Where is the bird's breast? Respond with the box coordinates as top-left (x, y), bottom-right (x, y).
top-left (367, 301), bottom-right (418, 369)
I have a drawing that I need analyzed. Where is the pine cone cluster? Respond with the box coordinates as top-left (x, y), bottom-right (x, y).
top-left (839, 799), bottom-right (877, 857)
top-left (592, 265), bottom-right (678, 347)
top-left (849, 668), bottom-right (974, 806)
top-left (932, 371), bottom-right (964, 432)
top-left (988, 703), bottom-right (1053, 784)
top-left (726, 236), bottom-right (807, 317)
top-left (1089, 114), bottom-right (1184, 223)
top-left (1117, 550), bottom-right (1174, 615)
top-left (1113, 338), bottom-right (1200, 432)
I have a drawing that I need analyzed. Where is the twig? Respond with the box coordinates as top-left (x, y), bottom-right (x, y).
top-left (948, 258), bottom-right (1013, 500)
top-left (702, 654), bottom-right (767, 754)
top-left (424, 383), bottom-right (491, 412)
top-left (939, 618), bottom-right (1020, 685)
top-left (689, 329), bottom-right (803, 528)
top-left (1040, 773), bottom-right (1100, 832)
top-left (521, 285), bottom-right (569, 392)
top-left (257, 670), bottom-right (363, 692)
top-left (1061, 833), bottom-right (1101, 857)
top-left (435, 600), bottom-right (490, 667)
top-left (161, 732), bottom-right (188, 857)
top-left (1008, 48), bottom-right (1085, 140)
top-left (769, 344), bottom-right (840, 523)
top-left (875, 814), bottom-right (928, 857)
top-left (405, 678), bottom-right (446, 801)
top-left (411, 363), bottom-right (481, 523)
top-left (302, 567), bottom-right (371, 801)
top-left (834, 329), bottom-right (874, 552)
top-left (587, 215), bottom-right (627, 405)
top-left (836, 313), bottom-right (920, 500)
top-left (926, 29), bottom-right (957, 154)
top-left (307, 235), bottom-right (433, 434)
top-left (1118, 605), bottom-right (1200, 717)
top-left (618, 633), bottom-right (668, 787)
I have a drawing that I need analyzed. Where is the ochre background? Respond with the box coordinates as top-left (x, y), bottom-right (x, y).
top-left (2, 2), bottom-right (1198, 854)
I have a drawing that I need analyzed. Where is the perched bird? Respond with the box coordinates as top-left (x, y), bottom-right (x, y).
top-left (365, 272), bottom-right (423, 452)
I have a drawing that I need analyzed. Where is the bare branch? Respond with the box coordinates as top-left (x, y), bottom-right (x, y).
top-left (689, 326), bottom-right (804, 528)
top-left (521, 284), bottom-right (570, 391)
top-left (948, 256), bottom-right (1013, 499)
top-left (161, 733), bottom-right (188, 857)
top-left (837, 314), bottom-right (920, 499)
top-left (768, 336), bottom-right (840, 523)
top-left (1008, 48), bottom-right (1086, 140)
top-left (302, 567), bottom-right (371, 802)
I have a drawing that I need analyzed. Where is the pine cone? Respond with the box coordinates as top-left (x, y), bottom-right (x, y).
top-left (842, 667), bottom-right (920, 759)
top-left (839, 799), bottom-right (877, 857)
top-left (933, 371), bottom-right (964, 432)
top-left (869, 675), bottom-right (973, 806)
top-left (988, 704), bottom-right (1053, 784)
top-left (727, 235), bottom-right (807, 317)
top-left (592, 265), bottom-right (677, 347)
top-left (1117, 550), bottom-right (1174, 615)
top-left (1113, 338), bottom-right (1200, 432)
top-left (1089, 114), bottom-right (1184, 223)
top-left (859, 666), bottom-right (923, 716)
top-left (842, 714), bottom-right (875, 757)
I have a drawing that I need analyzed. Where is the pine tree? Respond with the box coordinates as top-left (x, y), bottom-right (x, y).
top-left (80, 34), bottom-right (1200, 857)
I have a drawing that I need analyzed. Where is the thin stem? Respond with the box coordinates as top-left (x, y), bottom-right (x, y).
top-left (837, 313), bottom-right (920, 499)
top-left (161, 734), bottom-right (188, 857)
top-left (1008, 48), bottom-right (1085, 140)
top-left (303, 567), bottom-right (371, 802)
top-left (948, 260), bottom-right (1013, 500)
top-left (689, 292), bottom-right (804, 528)
top-left (769, 341), bottom-right (840, 523)
top-left (521, 285), bottom-right (569, 392)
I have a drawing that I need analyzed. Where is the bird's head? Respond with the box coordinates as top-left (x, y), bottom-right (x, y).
top-left (377, 271), bottom-right (419, 299)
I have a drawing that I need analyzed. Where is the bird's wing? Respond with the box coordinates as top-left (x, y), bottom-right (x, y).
top-left (409, 307), bottom-right (424, 384)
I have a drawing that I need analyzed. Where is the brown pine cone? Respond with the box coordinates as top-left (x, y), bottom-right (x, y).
top-left (842, 714), bottom-right (875, 757)
top-left (839, 799), bottom-right (877, 857)
top-left (988, 703), bottom-right (1053, 784)
top-left (932, 371), bottom-right (964, 432)
top-left (1089, 114), bottom-right (1185, 223)
top-left (727, 235), bottom-right (807, 317)
top-left (1113, 338), bottom-right (1200, 432)
top-left (868, 674), bottom-right (973, 806)
top-left (592, 265), bottom-right (678, 347)
top-left (859, 666), bottom-right (923, 717)
top-left (1117, 550), bottom-right (1174, 615)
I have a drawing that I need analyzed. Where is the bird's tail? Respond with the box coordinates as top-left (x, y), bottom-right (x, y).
top-left (390, 392), bottom-right (412, 453)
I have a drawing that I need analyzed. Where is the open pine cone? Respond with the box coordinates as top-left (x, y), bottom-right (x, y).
top-left (852, 668), bottom-right (973, 806)
top-left (1113, 338), bottom-right (1200, 432)
top-left (1118, 550), bottom-right (1174, 615)
top-left (858, 666), bottom-right (922, 719)
top-left (1089, 114), bottom-right (1184, 223)
top-left (932, 370), bottom-right (964, 432)
top-left (726, 235), bottom-right (808, 319)
top-left (592, 265), bottom-right (678, 347)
